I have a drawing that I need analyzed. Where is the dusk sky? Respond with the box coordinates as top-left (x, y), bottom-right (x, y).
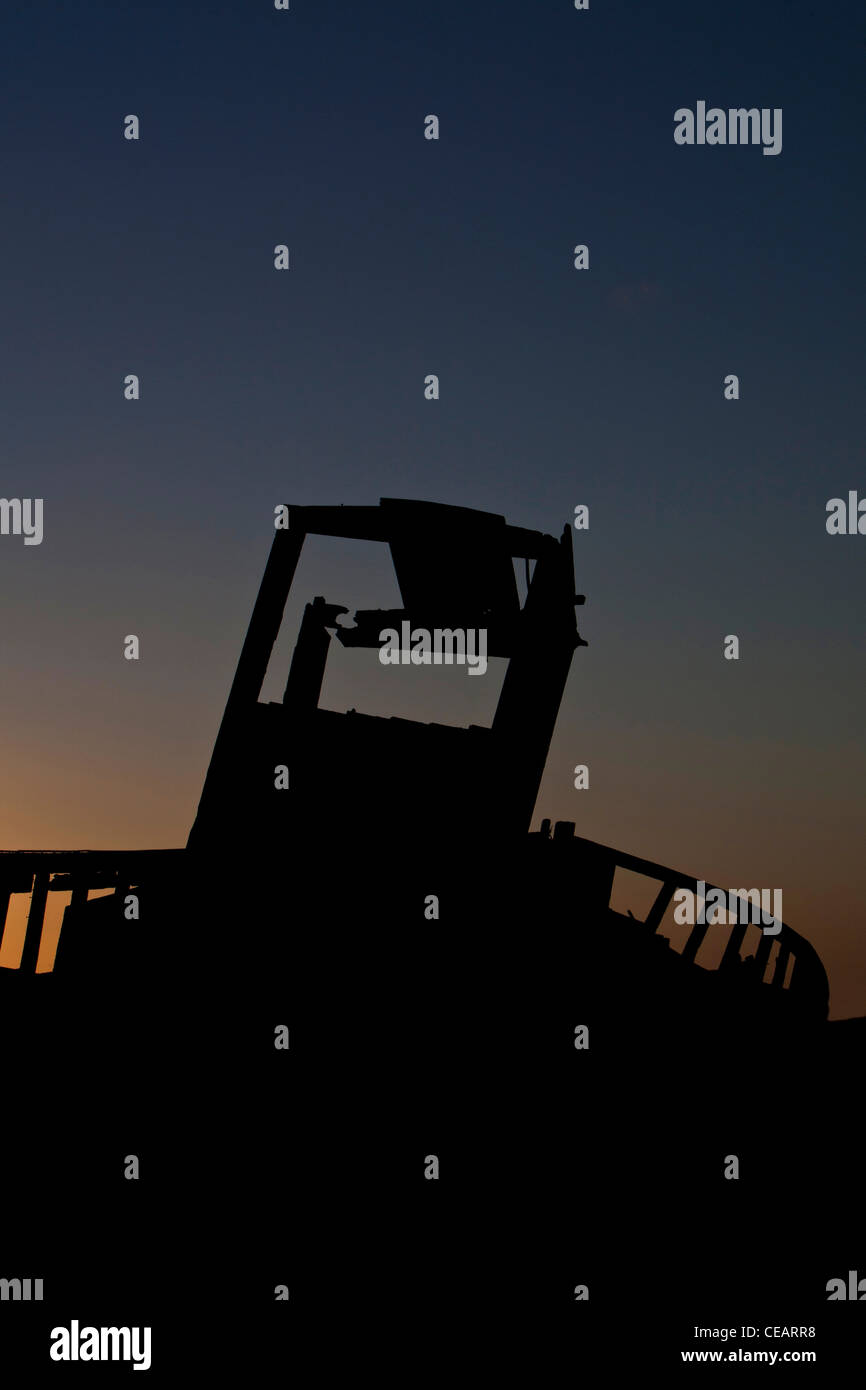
top-left (1, 1), bottom-right (863, 1015)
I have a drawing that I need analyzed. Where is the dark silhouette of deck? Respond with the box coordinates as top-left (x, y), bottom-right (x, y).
top-left (0, 498), bottom-right (863, 1357)
top-left (0, 499), bottom-right (833, 1021)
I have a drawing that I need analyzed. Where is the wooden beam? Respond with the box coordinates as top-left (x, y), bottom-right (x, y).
top-left (20, 872), bottom-right (49, 974)
top-left (772, 944), bottom-right (791, 989)
top-left (644, 880), bottom-right (677, 935)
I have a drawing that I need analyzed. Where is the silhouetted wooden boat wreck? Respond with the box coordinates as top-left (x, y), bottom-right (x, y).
top-left (0, 499), bottom-right (831, 1040)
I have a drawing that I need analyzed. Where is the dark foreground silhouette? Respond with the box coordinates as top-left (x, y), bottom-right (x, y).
top-left (1, 500), bottom-right (863, 1375)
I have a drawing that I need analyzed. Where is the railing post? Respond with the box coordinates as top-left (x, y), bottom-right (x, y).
top-left (720, 921), bottom-right (749, 970)
top-left (681, 920), bottom-right (709, 965)
top-left (753, 931), bottom-right (774, 981)
top-left (644, 880), bottom-right (677, 935)
top-left (0, 883), bottom-right (11, 953)
top-left (70, 882), bottom-right (89, 910)
top-left (20, 872), bottom-right (49, 974)
top-left (772, 943), bottom-right (791, 988)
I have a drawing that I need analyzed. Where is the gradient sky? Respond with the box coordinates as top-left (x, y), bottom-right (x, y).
top-left (1, 1), bottom-right (863, 1015)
